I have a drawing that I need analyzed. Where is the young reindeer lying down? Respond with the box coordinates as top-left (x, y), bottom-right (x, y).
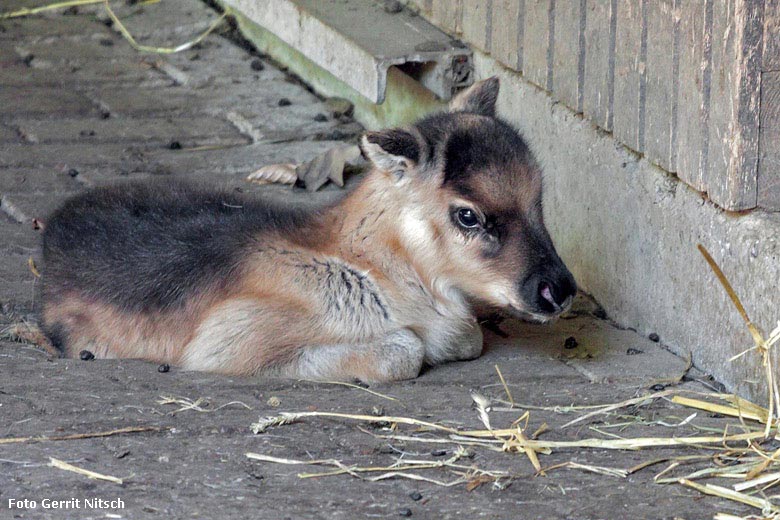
top-left (40, 78), bottom-right (576, 382)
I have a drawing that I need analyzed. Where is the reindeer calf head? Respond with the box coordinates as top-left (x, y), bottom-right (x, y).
top-left (360, 77), bottom-right (576, 321)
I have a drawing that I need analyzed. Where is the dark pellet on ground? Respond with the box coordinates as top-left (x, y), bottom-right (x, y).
top-left (22, 54), bottom-right (34, 66)
top-left (100, 110), bottom-right (111, 119)
top-left (250, 58), bottom-right (264, 71)
top-left (650, 384), bottom-right (666, 392)
top-left (79, 350), bottom-right (95, 361)
top-left (649, 332), bottom-right (660, 342)
top-left (409, 491), bottom-right (422, 501)
top-left (313, 113), bottom-right (328, 122)
top-left (430, 449), bottom-right (447, 457)
top-left (384, 0), bottom-right (403, 13)
top-left (158, 364), bottom-right (170, 373)
top-left (79, 129), bottom-right (96, 137)
top-left (398, 508), bottom-right (412, 517)
top-left (563, 336), bottom-right (578, 349)
top-left (68, 169), bottom-right (79, 177)
top-left (277, 98), bottom-right (292, 107)
top-left (99, 38), bottom-right (114, 46)
top-left (626, 348), bottom-right (643, 355)
top-left (169, 141), bottom-right (182, 150)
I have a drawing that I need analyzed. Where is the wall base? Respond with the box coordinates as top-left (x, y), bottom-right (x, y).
top-left (474, 52), bottom-right (780, 400)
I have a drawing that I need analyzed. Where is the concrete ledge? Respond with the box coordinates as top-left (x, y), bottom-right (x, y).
top-left (222, 3), bottom-right (447, 130)
top-left (474, 52), bottom-right (780, 400)
top-left (221, 0), bottom-right (471, 103)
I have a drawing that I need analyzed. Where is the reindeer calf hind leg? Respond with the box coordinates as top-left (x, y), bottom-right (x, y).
top-left (292, 329), bottom-right (425, 383)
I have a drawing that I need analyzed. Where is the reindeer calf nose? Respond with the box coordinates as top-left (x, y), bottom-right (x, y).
top-left (523, 270), bottom-right (577, 314)
top-left (539, 273), bottom-right (577, 310)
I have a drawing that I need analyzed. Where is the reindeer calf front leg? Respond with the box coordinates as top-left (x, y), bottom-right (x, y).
top-left (291, 329), bottom-right (425, 383)
top-left (448, 319), bottom-right (484, 362)
top-left (421, 319), bottom-right (484, 366)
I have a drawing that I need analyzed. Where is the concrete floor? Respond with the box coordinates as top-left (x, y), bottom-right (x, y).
top-left (0, 2), bottom-right (763, 518)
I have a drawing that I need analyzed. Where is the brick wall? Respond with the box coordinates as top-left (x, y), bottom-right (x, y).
top-left (407, 0), bottom-right (778, 213)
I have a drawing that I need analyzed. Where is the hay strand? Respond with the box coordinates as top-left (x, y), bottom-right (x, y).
top-left (300, 379), bottom-right (398, 401)
top-left (494, 364), bottom-right (514, 407)
top-left (103, 0), bottom-right (230, 54)
top-left (698, 244), bottom-right (779, 440)
top-left (251, 411), bottom-right (461, 435)
top-left (680, 478), bottom-right (780, 514)
top-left (0, 426), bottom-right (161, 445)
top-left (49, 458), bottom-right (123, 484)
top-left (0, 0), bottom-right (102, 19)
top-left (246, 448), bottom-right (504, 487)
top-left (157, 395), bottom-right (251, 414)
top-left (671, 396), bottom-right (768, 425)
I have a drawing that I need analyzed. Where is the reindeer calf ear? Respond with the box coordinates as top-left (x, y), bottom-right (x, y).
top-left (449, 76), bottom-right (500, 117)
top-left (360, 129), bottom-right (420, 177)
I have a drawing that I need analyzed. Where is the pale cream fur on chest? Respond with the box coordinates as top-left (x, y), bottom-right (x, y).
top-left (249, 237), bottom-right (482, 367)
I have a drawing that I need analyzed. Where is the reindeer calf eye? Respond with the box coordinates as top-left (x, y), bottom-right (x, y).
top-left (456, 208), bottom-right (480, 229)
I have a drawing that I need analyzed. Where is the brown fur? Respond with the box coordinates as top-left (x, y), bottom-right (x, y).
top-left (41, 78), bottom-right (576, 382)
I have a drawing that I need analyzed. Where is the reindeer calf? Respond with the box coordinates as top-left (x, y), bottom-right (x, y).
top-left (40, 78), bottom-right (576, 382)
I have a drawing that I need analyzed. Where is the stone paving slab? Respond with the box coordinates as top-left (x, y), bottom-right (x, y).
top-left (96, 0), bottom-right (220, 41)
top-left (144, 139), bottom-right (349, 176)
top-left (0, 250), bottom-right (38, 313)
top-left (0, 139), bottom-right (339, 175)
top-left (0, 64), bottom-right (64, 88)
top-left (0, 338), bottom-right (747, 520)
top-left (0, 123), bottom-right (21, 143)
top-left (14, 115), bottom-right (249, 146)
top-left (496, 315), bottom-right (689, 385)
top-left (0, 168), bottom-right (83, 194)
top-left (0, 87), bottom-right (99, 120)
top-left (0, 15), bottom-right (111, 41)
top-left (0, 226), bottom-right (38, 259)
top-left (0, 40), bottom-right (20, 64)
top-left (1, 191), bottom-right (78, 224)
top-left (0, 61), bottom-right (170, 89)
top-left (19, 52), bottom-right (169, 88)
top-left (15, 38), bottom-right (141, 62)
top-left (155, 38), bottom-right (289, 87)
top-left (88, 79), bottom-right (325, 118)
top-left (0, 143), bottom-right (138, 169)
